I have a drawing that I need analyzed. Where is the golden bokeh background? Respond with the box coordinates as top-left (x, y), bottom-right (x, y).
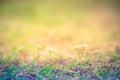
top-left (0, 0), bottom-right (120, 64)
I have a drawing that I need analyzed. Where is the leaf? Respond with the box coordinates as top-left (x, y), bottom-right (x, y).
top-left (36, 75), bottom-right (42, 80)
top-left (16, 77), bottom-right (23, 80)
top-left (80, 76), bottom-right (91, 80)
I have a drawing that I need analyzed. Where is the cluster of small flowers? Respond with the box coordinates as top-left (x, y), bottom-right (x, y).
top-left (36, 44), bottom-right (46, 51)
top-left (48, 48), bottom-right (56, 53)
top-left (73, 44), bottom-right (88, 51)
top-left (17, 44), bottom-right (57, 54)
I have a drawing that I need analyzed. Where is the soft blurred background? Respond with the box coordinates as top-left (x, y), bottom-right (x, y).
top-left (0, 0), bottom-right (120, 64)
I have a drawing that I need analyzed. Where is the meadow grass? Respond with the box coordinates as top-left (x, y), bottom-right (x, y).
top-left (0, 43), bottom-right (120, 80)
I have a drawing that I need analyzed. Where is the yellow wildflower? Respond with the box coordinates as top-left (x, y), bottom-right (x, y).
top-left (48, 48), bottom-right (56, 53)
top-left (36, 44), bottom-right (45, 51)
top-left (73, 44), bottom-right (88, 50)
top-left (17, 46), bottom-right (24, 52)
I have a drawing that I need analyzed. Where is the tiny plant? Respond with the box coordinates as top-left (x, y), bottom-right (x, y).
top-left (36, 44), bottom-right (45, 65)
top-left (73, 44), bottom-right (88, 63)
top-left (48, 48), bottom-right (56, 54)
top-left (47, 48), bottom-right (56, 59)
top-left (17, 46), bottom-right (28, 64)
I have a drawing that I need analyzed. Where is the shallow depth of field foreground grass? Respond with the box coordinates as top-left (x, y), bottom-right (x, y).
top-left (0, 0), bottom-right (120, 80)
